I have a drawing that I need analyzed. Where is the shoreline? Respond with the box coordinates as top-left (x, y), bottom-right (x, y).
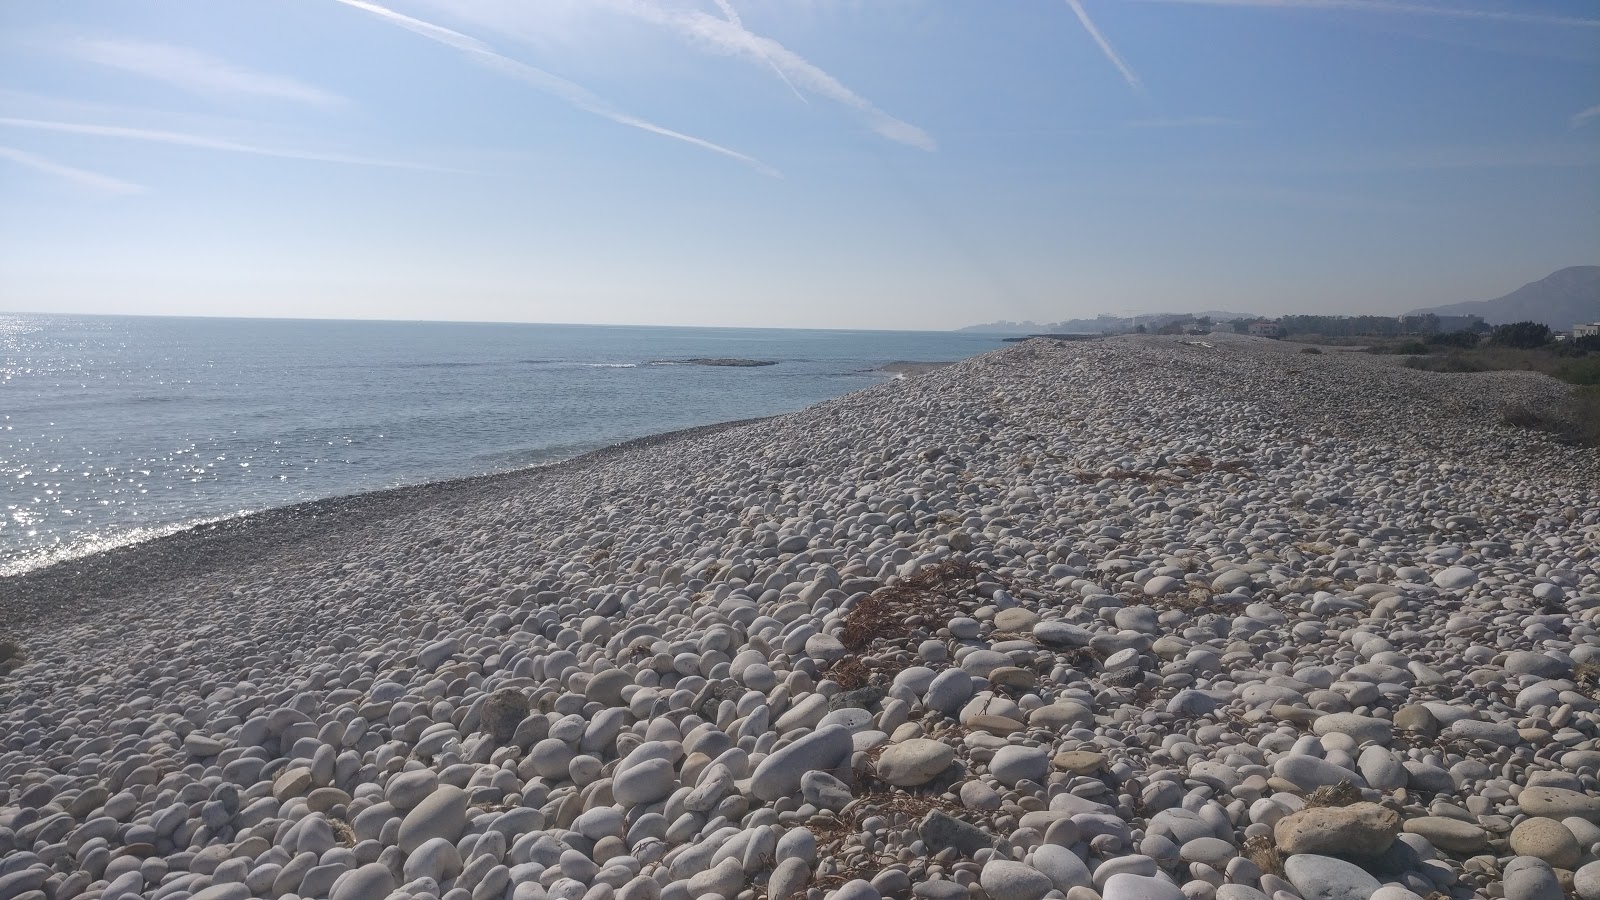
top-left (0, 415), bottom-right (770, 625)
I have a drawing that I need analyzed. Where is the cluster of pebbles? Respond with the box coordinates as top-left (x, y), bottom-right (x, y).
top-left (3, 334), bottom-right (1598, 900)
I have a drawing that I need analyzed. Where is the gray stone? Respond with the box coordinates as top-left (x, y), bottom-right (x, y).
top-left (876, 739), bottom-right (954, 786)
top-left (1312, 713), bottom-right (1392, 745)
top-left (1431, 567), bottom-right (1477, 590)
top-left (1283, 854), bottom-right (1381, 900)
top-left (1501, 857), bottom-right (1563, 900)
top-left (1101, 874), bottom-right (1185, 900)
top-left (480, 689), bottom-right (530, 742)
top-left (751, 725), bottom-right (853, 801)
top-left (1519, 786), bottom-right (1600, 822)
top-left (767, 857), bottom-right (810, 900)
top-left (1402, 816), bottom-right (1488, 854)
top-left (979, 860), bottom-right (1053, 900)
top-left (1031, 844), bottom-right (1090, 891)
top-left (919, 810), bottom-right (997, 856)
top-left (1273, 755), bottom-right (1364, 792)
top-left (1573, 860), bottom-right (1600, 900)
top-left (800, 771), bottom-right (853, 812)
top-left (924, 670), bottom-right (974, 715)
top-left (989, 746), bottom-right (1049, 788)
top-left (1508, 818), bottom-right (1581, 869)
top-left (397, 785), bottom-right (467, 853)
top-left (614, 757), bottom-right (677, 806)
top-left (1274, 804), bottom-right (1399, 857)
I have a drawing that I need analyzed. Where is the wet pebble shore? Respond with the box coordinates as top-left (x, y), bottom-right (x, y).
top-left (3, 334), bottom-right (1598, 900)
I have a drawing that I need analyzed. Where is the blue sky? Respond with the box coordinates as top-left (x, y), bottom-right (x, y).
top-left (1, 0), bottom-right (1596, 329)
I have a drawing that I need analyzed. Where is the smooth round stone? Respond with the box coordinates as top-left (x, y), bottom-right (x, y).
top-left (989, 746), bottom-right (1049, 788)
top-left (1368, 889), bottom-right (1425, 900)
top-left (614, 758), bottom-right (676, 806)
top-left (994, 608), bottom-right (1040, 632)
top-left (876, 739), bottom-right (955, 786)
top-left (1502, 652), bottom-right (1570, 679)
top-left (949, 618), bottom-right (981, 640)
top-left (330, 863), bottom-right (396, 900)
top-left (397, 785), bottom-right (467, 854)
top-left (1031, 844), bottom-right (1091, 892)
top-left (1273, 804), bottom-right (1399, 857)
top-left (1431, 566), bottom-right (1478, 590)
top-left (1282, 855), bottom-right (1380, 900)
top-left (385, 768), bottom-right (441, 810)
top-left (1508, 818), bottom-right (1581, 869)
top-left (1449, 719), bottom-right (1519, 744)
top-left (586, 670), bottom-right (632, 706)
top-left (189, 886), bottom-right (252, 900)
top-left (818, 708), bottom-right (874, 733)
top-left (1518, 786), bottom-right (1600, 821)
top-left (686, 858), bottom-right (744, 898)
top-left (1501, 857), bottom-right (1563, 900)
top-left (1178, 838), bottom-right (1237, 868)
top-left (830, 879), bottom-right (881, 900)
top-left (1312, 713), bottom-right (1392, 745)
top-left (1273, 755), bottom-right (1363, 792)
top-left (1402, 817), bottom-right (1488, 854)
top-left (800, 770), bottom-right (853, 812)
top-left (1102, 873), bottom-right (1185, 900)
top-left (923, 670), bottom-right (974, 715)
top-left (750, 725), bottom-right (853, 801)
top-left (1144, 576), bottom-right (1182, 596)
top-left (980, 860), bottom-right (1053, 900)
top-left (1573, 860), bottom-right (1600, 900)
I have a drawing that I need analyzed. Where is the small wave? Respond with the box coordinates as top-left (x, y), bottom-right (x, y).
top-left (0, 513), bottom-right (247, 578)
top-left (583, 363), bottom-right (638, 368)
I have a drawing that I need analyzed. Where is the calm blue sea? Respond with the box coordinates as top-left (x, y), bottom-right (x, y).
top-left (0, 314), bottom-right (1000, 576)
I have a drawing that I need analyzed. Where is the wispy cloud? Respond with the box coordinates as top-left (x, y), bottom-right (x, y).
top-left (1573, 104), bottom-right (1600, 128)
top-left (330, 0), bottom-right (779, 176)
top-left (0, 117), bottom-right (462, 171)
top-left (1133, 0), bottom-right (1600, 28)
top-left (1126, 115), bottom-right (1250, 128)
top-left (601, 1), bottom-right (935, 149)
top-left (66, 38), bottom-right (346, 107)
top-left (0, 145), bottom-right (146, 194)
top-left (709, 0), bottom-right (808, 105)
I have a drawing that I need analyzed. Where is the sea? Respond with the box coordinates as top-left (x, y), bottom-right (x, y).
top-left (1, 314), bottom-right (1001, 576)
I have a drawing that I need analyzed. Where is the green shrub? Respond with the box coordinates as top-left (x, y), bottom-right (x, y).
top-left (1554, 357), bottom-right (1600, 386)
top-left (1300, 347), bottom-right (1322, 354)
top-left (1490, 321), bottom-right (1552, 349)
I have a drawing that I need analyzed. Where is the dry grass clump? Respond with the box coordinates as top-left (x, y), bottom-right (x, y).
top-left (1575, 659), bottom-right (1600, 700)
top-left (1243, 834), bottom-right (1284, 877)
top-left (329, 818), bottom-right (356, 846)
top-left (837, 559), bottom-right (985, 654)
top-left (1303, 781), bottom-right (1363, 809)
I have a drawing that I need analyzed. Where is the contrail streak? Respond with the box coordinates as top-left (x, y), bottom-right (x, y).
top-left (603, 0), bottom-right (933, 149)
top-left (0, 145), bottom-right (146, 194)
top-left (330, 0), bottom-right (779, 176)
top-left (0, 117), bottom-right (462, 171)
top-left (709, 0), bottom-right (809, 105)
top-left (1064, 0), bottom-right (1146, 96)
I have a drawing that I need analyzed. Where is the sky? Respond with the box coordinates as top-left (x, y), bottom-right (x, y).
top-left (1, 0), bottom-right (1597, 330)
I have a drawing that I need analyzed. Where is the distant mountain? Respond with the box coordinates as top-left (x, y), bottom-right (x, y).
top-left (1411, 266), bottom-right (1600, 329)
top-left (958, 310), bottom-right (1258, 334)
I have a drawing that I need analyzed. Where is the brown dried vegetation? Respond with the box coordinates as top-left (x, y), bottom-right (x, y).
top-left (1303, 781), bottom-right (1363, 809)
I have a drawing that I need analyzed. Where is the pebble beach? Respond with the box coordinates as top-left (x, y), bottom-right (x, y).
top-left (3, 333), bottom-right (1599, 900)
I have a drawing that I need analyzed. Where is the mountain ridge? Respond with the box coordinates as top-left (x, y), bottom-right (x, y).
top-left (1409, 265), bottom-right (1600, 329)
